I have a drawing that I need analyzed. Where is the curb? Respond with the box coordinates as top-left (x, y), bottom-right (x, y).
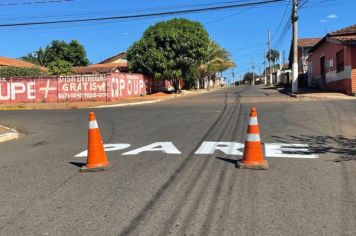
top-left (0, 125), bottom-right (20, 143)
top-left (0, 107), bottom-right (32, 111)
top-left (298, 94), bottom-right (356, 100)
top-left (92, 88), bottom-right (222, 108)
top-left (283, 91), bottom-right (355, 100)
top-left (287, 92), bottom-right (300, 98)
top-left (0, 87), bottom-right (227, 110)
top-left (92, 99), bottom-right (166, 108)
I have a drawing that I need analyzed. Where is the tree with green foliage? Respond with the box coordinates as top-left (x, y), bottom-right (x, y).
top-left (47, 60), bottom-right (73, 75)
top-left (243, 72), bottom-right (259, 85)
top-left (127, 18), bottom-right (210, 93)
top-left (0, 66), bottom-right (46, 77)
top-left (198, 40), bottom-right (235, 88)
top-left (21, 40), bottom-right (89, 67)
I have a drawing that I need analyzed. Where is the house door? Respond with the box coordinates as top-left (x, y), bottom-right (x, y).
top-left (320, 56), bottom-right (326, 86)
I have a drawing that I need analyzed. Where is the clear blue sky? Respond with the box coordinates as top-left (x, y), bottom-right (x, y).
top-left (1, 0), bottom-right (355, 81)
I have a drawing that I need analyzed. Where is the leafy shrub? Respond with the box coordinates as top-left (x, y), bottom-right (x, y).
top-left (0, 66), bottom-right (46, 77)
top-left (47, 60), bottom-right (73, 75)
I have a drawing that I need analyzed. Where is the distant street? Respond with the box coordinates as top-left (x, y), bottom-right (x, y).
top-left (0, 85), bottom-right (355, 236)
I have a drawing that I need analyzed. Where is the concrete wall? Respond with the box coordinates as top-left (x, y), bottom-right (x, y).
top-left (0, 73), bottom-right (146, 103)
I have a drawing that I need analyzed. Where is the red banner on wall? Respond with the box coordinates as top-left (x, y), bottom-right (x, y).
top-left (0, 73), bottom-right (146, 103)
top-left (57, 75), bottom-right (108, 102)
top-left (108, 73), bottom-right (145, 100)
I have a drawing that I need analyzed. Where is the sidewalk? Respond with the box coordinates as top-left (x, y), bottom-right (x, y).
top-left (0, 87), bottom-right (219, 111)
top-left (277, 86), bottom-right (356, 100)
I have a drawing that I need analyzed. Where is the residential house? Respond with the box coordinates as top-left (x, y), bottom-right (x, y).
top-left (297, 38), bottom-right (321, 73)
top-left (277, 63), bottom-right (292, 85)
top-left (98, 52), bottom-right (127, 64)
top-left (289, 38), bottom-right (321, 86)
top-left (307, 25), bottom-right (356, 95)
top-left (73, 52), bottom-right (128, 74)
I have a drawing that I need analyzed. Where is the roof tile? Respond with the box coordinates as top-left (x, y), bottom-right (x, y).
top-left (73, 62), bottom-right (127, 74)
top-left (0, 56), bottom-right (38, 68)
top-left (297, 38), bottom-right (321, 47)
top-left (330, 24), bottom-right (356, 36)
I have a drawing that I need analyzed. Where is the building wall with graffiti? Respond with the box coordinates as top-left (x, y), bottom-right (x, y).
top-left (0, 73), bottom-right (146, 103)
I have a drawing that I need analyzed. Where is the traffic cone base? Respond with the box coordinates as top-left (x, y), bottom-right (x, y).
top-left (236, 159), bottom-right (268, 170)
top-left (80, 163), bottom-right (112, 172)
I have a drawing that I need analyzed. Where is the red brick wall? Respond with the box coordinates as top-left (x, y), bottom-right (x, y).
top-left (352, 47), bottom-right (356, 94)
top-left (325, 79), bottom-right (352, 95)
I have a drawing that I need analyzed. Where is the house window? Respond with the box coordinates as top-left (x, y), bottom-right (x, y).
top-left (336, 49), bottom-right (344, 72)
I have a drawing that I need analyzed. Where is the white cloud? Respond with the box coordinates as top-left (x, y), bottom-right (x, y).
top-left (320, 19), bottom-right (328, 23)
top-left (327, 14), bottom-right (337, 19)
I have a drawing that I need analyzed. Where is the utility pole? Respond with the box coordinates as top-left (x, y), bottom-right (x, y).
top-left (251, 60), bottom-right (255, 85)
top-left (231, 69), bottom-right (235, 85)
top-left (292, 0), bottom-right (299, 93)
top-left (283, 51), bottom-right (285, 69)
top-left (263, 48), bottom-right (267, 85)
top-left (268, 30), bottom-right (272, 86)
top-left (277, 50), bottom-right (282, 84)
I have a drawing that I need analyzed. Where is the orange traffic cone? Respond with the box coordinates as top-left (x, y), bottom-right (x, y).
top-left (236, 108), bottom-right (268, 170)
top-left (80, 112), bottom-right (111, 172)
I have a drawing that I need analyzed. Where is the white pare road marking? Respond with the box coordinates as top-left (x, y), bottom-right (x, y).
top-left (195, 142), bottom-right (244, 155)
top-left (74, 142), bottom-right (318, 159)
top-left (264, 143), bottom-right (319, 159)
top-left (75, 143), bottom-right (131, 157)
top-left (122, 142), bottom-right (181, 155)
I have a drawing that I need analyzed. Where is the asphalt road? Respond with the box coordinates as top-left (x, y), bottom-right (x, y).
top-left (0, 85), bottom-right (355, 236)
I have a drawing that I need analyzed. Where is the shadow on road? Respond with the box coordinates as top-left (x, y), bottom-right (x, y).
top-left (215, 157), bottom-right (237, 165)
top-left (260, 85), bottom-right (293, 96)
top-left (271, 134), bottom-right (356, 162)
top-left (261, 86), bottom-right (284, 90)
top-left (69, 161), bottom-right (86, 168)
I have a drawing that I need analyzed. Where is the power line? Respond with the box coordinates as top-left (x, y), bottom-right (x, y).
top-left (0, 0), bottom-right (287, 23)
top-left (271, 0), bottom-right (291, 41)
top-left (300, 0), bottom-right (354, 8)
top-left (274, 18), bottom-right (291, 49)
top-left (0, 0), bottom-right (287, 28)
top-left (273, 0), bottom-right (292, 50)
top-left (299, 0), bottom-right (309, 8)
top-left (0, 0), bottom-right (254, 21)
top-left (0, 0), bottom-right (75, 7)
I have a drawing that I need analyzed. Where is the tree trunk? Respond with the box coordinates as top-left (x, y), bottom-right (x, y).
top-left (173, 79), bottom-right (180, 93)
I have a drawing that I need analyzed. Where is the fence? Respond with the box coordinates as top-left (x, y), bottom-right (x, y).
top-left (0, 73), bottom-right (146, 103)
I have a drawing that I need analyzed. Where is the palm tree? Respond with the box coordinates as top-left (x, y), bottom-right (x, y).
top-left (198, 40), bottom-right (236, 88)
top-left (21, 47), bottom-right (49, 66)
top-left (266, 49), bottom-right (280, 74)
